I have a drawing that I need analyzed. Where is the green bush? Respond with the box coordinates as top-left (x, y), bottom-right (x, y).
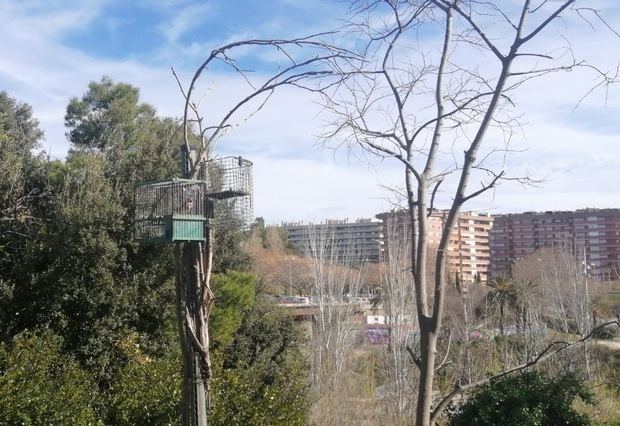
top-left (210, 271), bottom-right (256, 348)
top-left (104, 352), bottom-right (181, 425)
top-left (450, 370), bottom-right (594, 426)
top-left (210, 301), bottom-right (310, 425)
top-left (0, 330), bottom-right (98, 425)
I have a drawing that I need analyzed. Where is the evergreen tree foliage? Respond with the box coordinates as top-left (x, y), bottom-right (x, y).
top-left (65, 76), bottom-right (153, 152)
top-left (450, 371), bottom-right (594, 426)
top-left (212, 223), bottom-right (252, 273)
top-left (7, 153), bottom-right (136, 381)
top-left (104, 345), bottom-right (181, 425)
top-left (210, 271), bottom-right (256, 348)
top-left (0, 91), bottom-right (50, 339)
top-left (2, 81), bottom-right (182, 382)
top-left (211, 301), bottom-right (310, 426)
top-left (0, 85), bottom-right (310, 424)
top-left (0, 330), bottom-right (98, 425)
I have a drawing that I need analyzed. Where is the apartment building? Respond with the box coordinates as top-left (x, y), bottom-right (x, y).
top-left (281, 218), bottom-right (384, 263)
top-left (376, 209), bottom-right (494, 282)
top-left (489, 209), bottom-right (620, 280)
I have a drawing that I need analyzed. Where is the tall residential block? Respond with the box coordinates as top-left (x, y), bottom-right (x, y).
top-left (281, 218), bottom-right (384, 263)
top-left (489, 209), bottom-right (620, 280)
top-left (376, 210), bottom-right (494, 282)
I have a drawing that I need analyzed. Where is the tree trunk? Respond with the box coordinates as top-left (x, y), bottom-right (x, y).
top-left (416, 320), bottom-right (438, 426)
top-left (176, 242), bottom-right (210, 426)
top-left (499, 299), bottom-right (505, 336)
top-left (175, 245), bottom-right (192, 425)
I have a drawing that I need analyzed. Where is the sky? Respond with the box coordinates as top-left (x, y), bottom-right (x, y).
top-left (1, 0), bottom-right (619, 224)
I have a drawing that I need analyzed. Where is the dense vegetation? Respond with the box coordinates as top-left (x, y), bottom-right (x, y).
top-left (450, 371), bottom-right (594, 426)
top-left (0, 82), bottom-right (308, 424)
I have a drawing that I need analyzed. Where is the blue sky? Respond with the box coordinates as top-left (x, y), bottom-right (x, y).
top-left (1, 0), bottom-right (619, 223)
top-left (58, 1), bottom-right (341, 64)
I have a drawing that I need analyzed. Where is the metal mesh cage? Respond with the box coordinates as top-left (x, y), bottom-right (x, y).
top-left (135, 179), bottom-right (207, 242)
top-left (199, 156), bottom-right (253, 229)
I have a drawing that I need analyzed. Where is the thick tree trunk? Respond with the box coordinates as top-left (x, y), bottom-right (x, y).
top-left (175, 244), bottom-right (192, 425)
top-left (416, 321), bottom-right (438, 426)
top-left (176, 242), bottom-right (210, 426)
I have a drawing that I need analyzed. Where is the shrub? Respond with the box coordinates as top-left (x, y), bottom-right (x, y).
top-left (450, 371), bottom-right (594, 426)
top-left (104, 352), bottom-right (181, 425)
top-left (210, 301), bottom-right (310, 425)
top-left (0, 330), bottom-right (98, 425)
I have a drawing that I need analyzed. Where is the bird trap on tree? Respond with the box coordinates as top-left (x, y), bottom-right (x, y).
top-left (134, 178), bottom-right (208, 242)
top-left (200, 156), bottom-right (253, 230)
top-left (134, 156), bottom-right (253, 243)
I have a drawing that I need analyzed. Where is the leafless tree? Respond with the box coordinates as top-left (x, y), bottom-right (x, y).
top-left (514, 247), bottom-right (603, 377)
top-left (442, 273), bottom-right (483, 386)
top-left (171, 35), bottom-right (356, 425)
top-left (379, 218), bottom-right (418, 421)
top-left (319, 1), bottom-right (619, 424)
top-left (304, 224), bottom-right (366, 393)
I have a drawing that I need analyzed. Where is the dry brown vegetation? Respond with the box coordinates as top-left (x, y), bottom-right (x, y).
top-left (247, 232), bottom-right (620, 425)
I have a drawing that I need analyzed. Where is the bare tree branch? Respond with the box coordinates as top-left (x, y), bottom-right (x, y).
top-left (430, 320), bottom-right (620, 422)
top-left (406, 344), bottom-right (422, 370)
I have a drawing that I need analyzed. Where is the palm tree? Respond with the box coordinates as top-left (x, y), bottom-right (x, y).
top-left (486, 275), bottom-right (518, 336)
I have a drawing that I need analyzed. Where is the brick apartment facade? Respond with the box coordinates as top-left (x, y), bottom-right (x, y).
top-left (489, 209), bottom-right (620, 280)
top-left (376, 210), bottom-right (494, 282)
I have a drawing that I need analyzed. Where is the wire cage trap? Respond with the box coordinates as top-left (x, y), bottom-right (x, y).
top-left (134, 156), bottom-right (254, 243)
top-left (199, 156), bottom-right (253, 230)
top-left (134, 179), bottom-right (207, 242)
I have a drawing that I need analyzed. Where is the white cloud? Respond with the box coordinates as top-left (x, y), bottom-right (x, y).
top-left (158, 3), bottom-right (213, 45)
top-left (252, 153), bottom-right (402, 224)
top-left (0, 0), bottom-right (108, 38)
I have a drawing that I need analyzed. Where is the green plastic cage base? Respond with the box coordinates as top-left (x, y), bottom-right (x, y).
top-left (135, 215), bottom-right (205, 243)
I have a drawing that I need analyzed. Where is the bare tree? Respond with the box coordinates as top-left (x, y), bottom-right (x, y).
top-left (320, 1), bottom-right (618, 424)
top-left (514, 247), bottom-right (602, 377)
top-left (305, 224), bottom-right (366, 391)
top-left (171, 35), bottom-right (355, 425)
top-left (379, 218), bottom-right (417, 421)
